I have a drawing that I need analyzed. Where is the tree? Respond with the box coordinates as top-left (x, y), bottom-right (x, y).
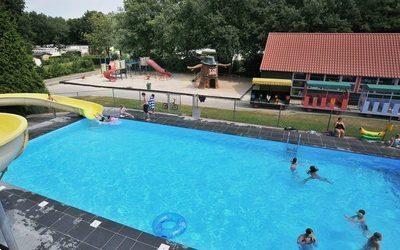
top-left (84, 12), bottom-right (114, 56)
top-left (0, 0), bottom-right (24, 17)
top-left (0, 10), bottom-right (46, 94)
top-left (67, 11), bottom-right (100, 45)
top-left (19, 12), bottom-right (69, 45)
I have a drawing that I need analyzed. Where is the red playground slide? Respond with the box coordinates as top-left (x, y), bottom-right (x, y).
top-left (103, 61), bottom-right (117, 82)
top-left (146, 59), bottom-right (172, 78)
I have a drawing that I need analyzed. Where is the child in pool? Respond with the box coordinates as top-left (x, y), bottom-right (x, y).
top-left (345, 209), bottom-right (370, 236)
top-left (290, 157), bottom-right (298, 172)
top-left (297, 228), bottom-right (317, 249)
top-left (303, 166), bottom-right (333, 184)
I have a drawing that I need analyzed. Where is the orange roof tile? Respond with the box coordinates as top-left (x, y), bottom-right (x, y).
top-left (260, 33), bottom-right (400, 78)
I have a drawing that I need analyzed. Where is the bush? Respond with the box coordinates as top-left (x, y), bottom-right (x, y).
top-left (37, 55), bottom-right (95, 79)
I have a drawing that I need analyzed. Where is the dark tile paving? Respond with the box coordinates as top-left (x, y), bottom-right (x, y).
top-left (128, 110), bottom-right (399, 159)
top-left (101, 234), bottom-right (125, 249)
top-left (84, 227), bottom-right (115, 248)
top-left (0, 185), bottom-right (191, 250)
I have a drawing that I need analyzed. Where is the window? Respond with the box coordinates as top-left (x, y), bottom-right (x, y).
top-left (325, 75), bottom-right (340, 82)
top-left (342, 76), bottom-right (356, 82)
top-left (361, 77), bottom-right (378, 85)
top-left (293, 72), bottom-right (306, 80)
top-left (291, 88), bottom-right (303, 97)
top-left (378, 78), bottom-right (395, 85)
top-left (292, 80), bottom-right (306, 88)
top-left (310, 74), bottom-right (324, 81)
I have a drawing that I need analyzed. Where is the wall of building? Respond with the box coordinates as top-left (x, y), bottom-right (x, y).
top-left (262, 70), bottom-right (399, 104)
top-left (260, 71), bottom-right (292, 79)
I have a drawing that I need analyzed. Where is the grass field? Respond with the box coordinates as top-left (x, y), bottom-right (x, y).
top-left (81, 96), bottom-right (400, 139)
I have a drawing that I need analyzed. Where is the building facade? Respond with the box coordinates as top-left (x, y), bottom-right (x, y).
top-left (260, 33), bottom-right (400, 100)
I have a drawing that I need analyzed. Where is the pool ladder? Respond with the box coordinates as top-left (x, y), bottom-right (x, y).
top-left (286, 131), bottom-right (301, 156)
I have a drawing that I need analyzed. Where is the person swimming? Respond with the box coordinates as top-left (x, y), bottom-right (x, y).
top-left (303, 166), bottom-right (333, 184)
top-left (290, 157), bottom-right (298, 172)
top-left (297, 228), bottom-right (317, 249)
top-left (363, 232), bottom-right (382, 250)
top-left (95, 114), bottom-right (113, 123)
top-left (345, 209), bottom-right (370, 236)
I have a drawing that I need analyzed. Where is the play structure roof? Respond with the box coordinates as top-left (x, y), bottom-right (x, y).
top-left (252, 78), bottom-right (292, 86)
top-left (260, 33), bottom-right (400, 78)
top-left (366, 84), bottom-right (400, 93)
top-left (306, 80), bottom-right (351, 90)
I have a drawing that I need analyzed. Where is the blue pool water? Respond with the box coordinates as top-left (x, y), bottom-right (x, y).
top-left (5, 119), bottom-right (400, 249)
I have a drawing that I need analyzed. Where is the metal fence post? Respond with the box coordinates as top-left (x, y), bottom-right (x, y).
top-left (179, 95), bottom-right (182, 115)
top-left (233, 100), bottom-right (237, 121)
top-left (277, 105), bottom-right (282, 127)
top-left (76, 92), bottom-right (79, 97)
top-left (112, 89), bottom-right (116, 106)
top-left (167, 93), bottom-right (171, 111)
top-left (326, 110), bottom-right (333, 131)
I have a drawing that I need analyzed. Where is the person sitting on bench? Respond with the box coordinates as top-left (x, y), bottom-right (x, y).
top-left (388, 134), bottom-right (400, 148)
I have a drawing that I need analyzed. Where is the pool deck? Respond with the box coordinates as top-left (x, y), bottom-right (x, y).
top-left (1, 111), bottom-right (399, 249)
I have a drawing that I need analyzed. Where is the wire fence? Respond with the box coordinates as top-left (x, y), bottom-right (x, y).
top-left (53, 87), bottom-right (400, 139)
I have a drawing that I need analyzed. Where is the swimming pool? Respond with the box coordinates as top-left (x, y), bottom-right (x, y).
top-left (5, 119), bottom-right (400, 249)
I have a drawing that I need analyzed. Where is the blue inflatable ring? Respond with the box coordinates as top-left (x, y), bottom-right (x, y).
top-left (152, 213), bottom-right (186, 239)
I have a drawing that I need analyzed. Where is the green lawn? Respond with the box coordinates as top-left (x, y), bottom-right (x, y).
top-left (81, 96), bottom-right (400, 139)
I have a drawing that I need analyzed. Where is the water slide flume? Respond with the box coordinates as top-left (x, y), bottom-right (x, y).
top-left (0, 93), bottom-right (103, 119)
top-left (0, 113), bottom-right (28, 250)
top-left (0, 93), bottom-right (103, 249)
top-left (0, 113), bottom-right (28, 174)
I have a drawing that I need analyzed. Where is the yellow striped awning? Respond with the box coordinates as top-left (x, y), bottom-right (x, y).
top-left (252, 78), bottom-right (292, 86)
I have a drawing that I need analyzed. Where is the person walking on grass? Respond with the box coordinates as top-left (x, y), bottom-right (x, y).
top-left (141, 92), bottom-right (150, 121)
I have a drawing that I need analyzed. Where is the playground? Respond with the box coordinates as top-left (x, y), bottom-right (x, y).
top-left (62, 72), bottom-right (252, 99)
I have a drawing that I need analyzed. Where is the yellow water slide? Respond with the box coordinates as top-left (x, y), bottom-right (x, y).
top-left (0, 113), bottom-right (28, 173)
top-left (0, 93), bottom-right (103, 249)
top-left (0, 93), bottom-right (103, 119)
top-left (0, 93), bottom-right (103, 173)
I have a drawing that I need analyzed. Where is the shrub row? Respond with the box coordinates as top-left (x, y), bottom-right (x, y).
top-left (37, 55), bottom-right (96, 79)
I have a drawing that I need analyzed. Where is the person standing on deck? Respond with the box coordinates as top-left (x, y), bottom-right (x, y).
top-left (148, 94), bottom-right (156, 115)
top-left (141, 92), bottom-right (150, 121)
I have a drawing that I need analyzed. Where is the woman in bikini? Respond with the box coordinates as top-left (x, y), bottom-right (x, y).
top-left (334, 117), bottom-right (345, 138)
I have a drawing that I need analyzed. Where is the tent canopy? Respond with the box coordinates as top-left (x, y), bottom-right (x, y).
top-left (252, 78), bottom-right (292, 86)
top-left (306, 80), bottom-right (351, 90)
top-left (366, 84), bottom-right (400, 93)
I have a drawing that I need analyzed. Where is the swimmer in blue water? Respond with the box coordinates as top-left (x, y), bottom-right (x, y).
top-left (363, 232), bottom-right (382, 250)
top-left (303, 166), bottom-right (333, 184)
top-left (297, 228), bottom-right (317, 249)
top-left (345, 209), bottom-right (370, 236)
top-left (290, 157), bottom-right (298, 172)
top-left (95, 114), bottom-right (113, 123)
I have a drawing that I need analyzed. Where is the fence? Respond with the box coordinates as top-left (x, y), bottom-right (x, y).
top-left (53, 86), bottom-right (400, 139)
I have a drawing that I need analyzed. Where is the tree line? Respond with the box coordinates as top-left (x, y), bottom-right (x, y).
top-left (2, 0), bottom-right (400, 78)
